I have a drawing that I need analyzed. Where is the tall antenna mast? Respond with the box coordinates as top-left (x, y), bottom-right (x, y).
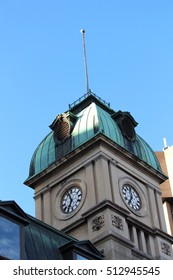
top-left (80, 29), bottom-right (90, 93)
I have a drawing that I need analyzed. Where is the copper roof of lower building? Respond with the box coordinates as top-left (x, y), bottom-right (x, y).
top-left (0, 200), bottom-right (103, 260)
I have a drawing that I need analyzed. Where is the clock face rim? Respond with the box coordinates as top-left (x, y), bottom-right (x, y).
top-left (53, 179), bottom-right (87, 221)
top-left (122, 184), bottom-right (141, 211)
top-left (61, 186), bottom-right (82, 213)
top-left (119, 177), bottom-right (148, 217)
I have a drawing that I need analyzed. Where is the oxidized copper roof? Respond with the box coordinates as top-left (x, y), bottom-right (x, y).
top-left (28, 94), bottom-right (162, 179)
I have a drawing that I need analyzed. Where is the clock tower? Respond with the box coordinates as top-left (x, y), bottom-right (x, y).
top-left (25, 92), bottom-right (173, 259)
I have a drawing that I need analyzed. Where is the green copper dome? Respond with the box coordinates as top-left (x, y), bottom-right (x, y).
top-left (28, 94), bottom-right (162, 178)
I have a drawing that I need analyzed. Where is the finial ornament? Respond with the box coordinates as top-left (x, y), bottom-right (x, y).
top-left (80, 28), bottom-right (90, 93)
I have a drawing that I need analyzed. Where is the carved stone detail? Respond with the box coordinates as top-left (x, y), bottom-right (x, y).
top-left (111, 214), bottom-right (123, 230)
top-left (92, 215), bottom-right (105, 231)
top-left (161, 242), bottom-right (171, 256)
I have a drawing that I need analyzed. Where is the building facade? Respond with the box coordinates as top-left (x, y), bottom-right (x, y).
top-left (24, 92), bottom-right (173, 260)
top-left (156, 143), bottom-right (173, 236)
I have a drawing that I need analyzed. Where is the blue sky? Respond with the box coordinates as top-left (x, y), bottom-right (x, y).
top-left (1, 0), bottom-right (173, 216)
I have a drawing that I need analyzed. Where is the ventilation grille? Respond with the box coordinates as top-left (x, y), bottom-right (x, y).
top-left (57, 121), bottom-right (70, 141)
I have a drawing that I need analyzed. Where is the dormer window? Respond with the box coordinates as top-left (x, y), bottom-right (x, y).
top-left (112, 111), bottom-right (138, 141)
top-left (0, 215), bottom-right (21, 259)
top-left (50, 112), bottom-right (77, 144)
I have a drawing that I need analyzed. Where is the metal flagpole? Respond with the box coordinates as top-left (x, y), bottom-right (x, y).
top-left (80, 29), bottom-right (90, 94)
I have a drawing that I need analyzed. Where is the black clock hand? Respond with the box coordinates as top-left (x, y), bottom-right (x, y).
top-left (66, 193), bottom-right (72, 211)
top-left (128, 192), bottom-right (133, 204)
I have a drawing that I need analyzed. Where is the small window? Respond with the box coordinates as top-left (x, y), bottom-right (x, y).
top-left (170, 203), bottom-right (173, 220)
top-left (128, 223), bottom-right (134, 242)
top-left (0, 215), bottom-right (20, 260)
top-left (136, 228), bottom-right (142, 251)
top-left (76, 253), bottom-right (89, 260)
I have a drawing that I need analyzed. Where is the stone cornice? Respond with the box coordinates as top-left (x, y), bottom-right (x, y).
top-left (25, 134), bottom-right (167, 189)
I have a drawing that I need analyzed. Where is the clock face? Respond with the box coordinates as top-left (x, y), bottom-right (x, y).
top-left (61, 187), bottom-right (82, 213)
top-left (122, 184), bottom-right (141, 211)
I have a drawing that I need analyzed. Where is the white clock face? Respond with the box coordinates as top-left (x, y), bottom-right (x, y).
top-left (61, 187), bottom-right (82, 213)
top-left (122, 184), bottom-right (141, 211)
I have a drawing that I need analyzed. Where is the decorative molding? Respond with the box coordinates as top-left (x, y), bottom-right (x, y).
top-left (82, 200), bottom-right (130, 220)
top-left (161, 242), bottom-right (171, 256)
top-left (92, 215), bottom-right (105, 232)
top-left (111, 214), bottom-right (123, 230)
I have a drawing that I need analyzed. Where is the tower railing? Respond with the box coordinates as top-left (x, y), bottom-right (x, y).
top-left (68, 90), bottom-right (110, 109)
